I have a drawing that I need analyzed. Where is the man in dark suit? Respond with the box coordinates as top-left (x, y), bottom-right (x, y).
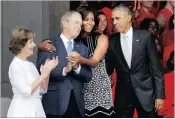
top-left (36, 11), bottom-right (92, 118)
top-left (106, 5), bottom-right (165, 118)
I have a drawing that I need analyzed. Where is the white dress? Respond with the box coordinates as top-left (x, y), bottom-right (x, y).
top-left (7, 56), bottom-right (46, 118)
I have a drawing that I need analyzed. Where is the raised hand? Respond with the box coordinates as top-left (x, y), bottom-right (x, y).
top-left (44, 56), bottom-right (59, 71)
top-left (67, 52), bottom-right (82, 70)
top-left (40, 64), bottom-right (50, 79)
top-left (40, 56), bottom-right (59, 79)
top-left (67, 52), bottom-right (82, 64)
top-left (64, 61), bottom-right (73, 73)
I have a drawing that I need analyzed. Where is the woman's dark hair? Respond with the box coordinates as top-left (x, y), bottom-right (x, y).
top-left (140, 18), bottom-right (159, 30)
top-left (76, 6), bottom-right (95, 34)
top-left (94, 11), bottom-right (108, 35)
top-left (166, 51), bottom-right (174, 71)
top-left (76, 6), bottom-right (95, 21)
top-left (8, 28), bottom-right (35, 55)
top-left (140, 18), bottom-right (151, 30)
top-left (169, 14), bottom-right (174, 30)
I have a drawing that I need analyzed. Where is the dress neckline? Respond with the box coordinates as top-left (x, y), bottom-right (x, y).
top-left (15, 56), bottom-right (30, 63)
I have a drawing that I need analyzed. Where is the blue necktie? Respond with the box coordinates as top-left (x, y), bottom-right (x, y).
top-left (67, 40), bottom-right (73, 54)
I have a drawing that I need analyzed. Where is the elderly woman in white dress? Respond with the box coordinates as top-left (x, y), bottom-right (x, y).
top-left (7, 28), bottom-right (58, 118)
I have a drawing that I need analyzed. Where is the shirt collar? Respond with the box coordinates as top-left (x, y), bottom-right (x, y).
top-left (60, 33), bottom-right (74, 46)
top-left (120, 26), bottom-right (133, 39)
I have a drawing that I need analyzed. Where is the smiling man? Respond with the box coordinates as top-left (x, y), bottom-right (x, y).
top-left (36, 11), bottom-right (92, 118)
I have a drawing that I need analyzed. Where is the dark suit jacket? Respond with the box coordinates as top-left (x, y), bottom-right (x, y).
top-left (106, 29), bottom-right (165, 116)
top-left (36, 35), bottom-right (92, 116)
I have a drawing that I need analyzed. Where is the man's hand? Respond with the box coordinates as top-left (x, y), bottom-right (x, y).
top-left (67, 52), bottom-right (82, 64)
top-left (155, 99), bottom-right (164, 112)
top-left (65, 61), bottom-right (73, 73)
top-left (39, 40), bottom-right (56, 52)
top-left (67, 52), bottom-right (81, 70)
top-left (72, 63), bottom-right (79, 70)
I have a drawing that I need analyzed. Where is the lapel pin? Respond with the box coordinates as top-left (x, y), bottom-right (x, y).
top-left (136, 39), bottom-right (139, 41)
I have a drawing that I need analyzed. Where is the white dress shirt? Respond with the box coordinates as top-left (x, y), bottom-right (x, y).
top-left (120, 26), bottom-right (133, 68)
top-left (60, 34), bottom-right (81, 76)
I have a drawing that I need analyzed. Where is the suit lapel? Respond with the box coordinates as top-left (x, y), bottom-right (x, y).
top-left (55, 35), bottom-right (68, 63)
top-left (131, 29), bottom-right (140, 70)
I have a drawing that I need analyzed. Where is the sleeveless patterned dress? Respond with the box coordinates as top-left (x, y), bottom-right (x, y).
top-left (79, 32), bottom-right (115, 117)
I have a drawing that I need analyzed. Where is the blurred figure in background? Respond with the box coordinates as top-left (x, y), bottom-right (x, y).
top-left (166, 14), bottom-right (174, 46)
top-left (94, 11), bottom-right (108, 35)
top-left (157, 0), bottom-right (174, 47)
top-left (135, 0), bottom-right (157, 28)
top-left (140, 18), bottom-right (159, 36)
top-left (162, 14), bottom-right (174, 69)
top-left (100, 1), bottom-right (121, 35)
top-left (158, 51), bottom-right (174, 118)
top-left (140, 18), bottom-right (163, 60)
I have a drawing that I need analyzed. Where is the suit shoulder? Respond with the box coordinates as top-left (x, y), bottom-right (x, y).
top-left (49, 36), bottom-right (58, 43)
top-left (75, 40), bottom-right (87, 49)
top-left (109, 33), bottom-right (119, 39)
top-left (109, 33), bottom-right (119, 43)
top-left (135, 29), bottom-right (151, 36)
top-left (42, 35), bottom-right (58, 43)
top-left (109, 33), bottom-right (119, 40)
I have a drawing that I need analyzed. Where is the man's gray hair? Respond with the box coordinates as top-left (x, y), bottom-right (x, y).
top-left (60, 11), bottom-right (81, 29)
top-left (112, 4), bottom-right (132, 15)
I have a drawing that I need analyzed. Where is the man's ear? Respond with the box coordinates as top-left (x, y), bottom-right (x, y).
top-left (62, 20), bottom-right (67, 28)
top-left (128, 14), bottom-right (132, 22)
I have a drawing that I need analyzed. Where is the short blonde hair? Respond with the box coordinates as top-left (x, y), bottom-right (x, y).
top-left (8, 27), bottom-right (35, 54)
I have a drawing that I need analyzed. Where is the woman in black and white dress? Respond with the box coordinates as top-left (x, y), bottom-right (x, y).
top-left (71, 6), bottom-right (115, 117)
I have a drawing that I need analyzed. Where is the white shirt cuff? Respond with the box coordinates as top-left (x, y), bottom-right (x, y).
top-left (62, 67), bottom-right (67, 76)
top-left (73, 65), bottom-right (81, 74)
